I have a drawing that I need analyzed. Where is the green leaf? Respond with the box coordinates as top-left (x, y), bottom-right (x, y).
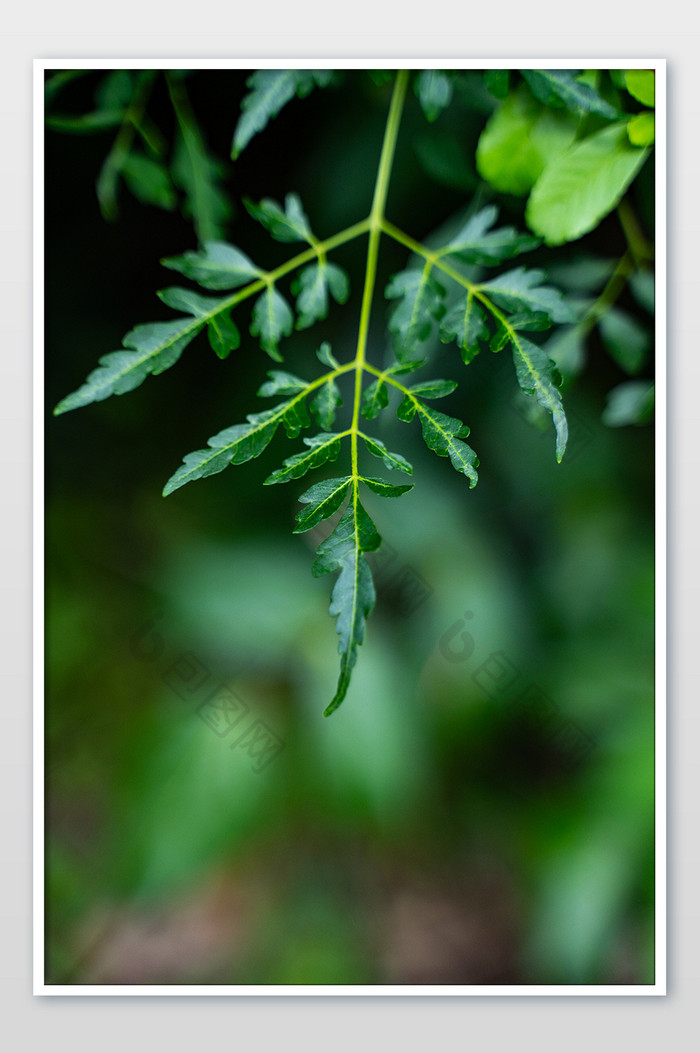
top-left (162, 241), bottom-right (261, 290)
top-left (54, 317), bottom-right (202, 415)
top-left (250, 286), bottom-right (294, 360)
top-left (163, 397), bottom-right (310, 496)
top-left (386, 266), bottom-right (446, 359)
top-left (232, 69), bottom-right (334, 158)
top-left (361, 435), bottom-right (413, 475)
top-left (526, 124), bottom-right (650, 246)
top-left (398, 398), bottom-right (479, 487)
top-left (360, 477), bottom-right (414, 498)
top-left (316, 341), bottom-right (340, 369)
top-left (479, 267), bottom-right (576, 324)
top-left (490, 311), bottom-right (552, 352)
top-left (257, 369), bottom-right (309, 398)
top-left (292, 260), bottom-right (350, 329)
top-left (414, 70), bottom-right (453, 122)
top-left (207, 312), bottom-right (240, 359)
top-left (360, 377), bottom-right (389, 420)
top-left (264, 432), bottom-right (343, 484)
top-left (476, 90), bottom-right (578, 197)
top-left (627, 112), bottom-right (655, 147)
top-left (602, 381), bottom-right (654, 427)
top-left (598, 308), bottom-right (650, 375)
top-left (310, 377), bottom-right (342, 430)
top-left (45, 110), bottom-right (126, 133)
top-left (121, 154), bottom-right (177, 210)
top-left (509, 334), bottom-right (568, 461)
top-left (156, 286), bottom-right (228, 316)
top-left (625, 70), bottom-right (655, 108)
top-left (440, 205), bottom-right (540, 265)
top-left (629, 269), bottom-right (655, 314)
top-left (294, 476), bottom-right (354, 533)
top-left (521, 69), bottom-right (619, 119)
top-left (311, 499), bottom-right (381, 716)
top-left (483, 69), bottom-right (510, 99)
top-left (171, 125), bottom-right (231, 245)
top-left (245, 193), bottom-right (314, 244)
top-left (440, 293), bottom-right (489, 364)
top-left (404, 378), bottom-right (457, 400)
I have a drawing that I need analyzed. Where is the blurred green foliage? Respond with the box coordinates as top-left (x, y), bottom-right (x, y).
top-left (45, 68), bottom-right (655, 986)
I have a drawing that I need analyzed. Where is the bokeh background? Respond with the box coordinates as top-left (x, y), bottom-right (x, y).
top-left (45, 69), bottom-right (655, 986)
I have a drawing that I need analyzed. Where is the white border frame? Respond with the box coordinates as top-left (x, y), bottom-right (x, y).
top-left (34, 57), bottom-right (666, 997)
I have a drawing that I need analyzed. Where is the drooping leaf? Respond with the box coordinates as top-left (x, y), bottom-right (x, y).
top-left (294, 476), bottom-right (354, 533)
top-left (386, 266), bottom-right (446, 359)
top-left (521, 69), bottom-right (619, 119)
top-left (526, 124), bottom-right (650, 246)
top-left (361, 435), bottom-right (413, 475)
top-left (440, 293), bottom-right (489, 364)
top-left (479, 267), bottom-right (576, 324)
top-left (489, 310), bottom-right (552, 352)
top-left (162, 241), bottom-right (261, 290)
top-left (250, 286), bottom-right (294, 360)
top-left (54, 317), bottom-right (202, 415)
top-left (170, 95), bottom-right (231, 245)
top-left (310, 498), bottom-right (381, 716)
top-left (398, 397), bottom-right (479, 487)
top-left (163, 397), bottom-right (311, 496)
top-left (602, 380), bottom-right (654, 427)
top-left (292, 260), bottom-right (350, 329)
top-left (264, 432), bottom-right (343, 484)
top-left (245, 193), bottom-right (314, 244)
top-left (625, 70), bottom-right (655, 108)
top-left (232, 69), bottom-right (334, 159)
top-left (598, 308), bottom-right (650, 375)
top-left (439, 205), bottom-right (540, 265)
top-left (476, 90), bottom-right (578, 197)
top-left (509, 333), bottom-right (568, 461)
top-left (414, 69), bottom-right (453, 122)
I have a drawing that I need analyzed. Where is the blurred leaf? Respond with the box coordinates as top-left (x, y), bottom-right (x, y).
top-left (602, 381), bottom-right (654, 426)
top-left (526, 124), bottom-right (649, 245)
top-left (521, 68), bottom-right (619, 119)
top-left (232, 69), bottom-right (334, 158)
top-left (477, 90), bottom-right (577, 196)
top-left (598, 308), bottom-right (650, 375)
top-left (414, 69), bottom-right (453, 122)
top-left (625, 69), bottom-right (655, 107)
